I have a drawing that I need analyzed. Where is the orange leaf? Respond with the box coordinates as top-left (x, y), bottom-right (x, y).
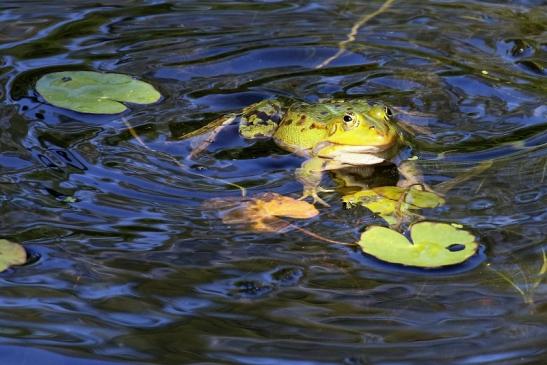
top-left (206, 193), bottom-right (319, 232)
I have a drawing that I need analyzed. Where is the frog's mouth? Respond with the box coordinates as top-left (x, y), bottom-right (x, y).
top-left (313, 142), bottom-right (392, 165)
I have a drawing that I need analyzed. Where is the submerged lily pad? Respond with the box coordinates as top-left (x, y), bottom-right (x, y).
top-left (0, 239), bottom-right (27, 272)
top-left (343, 186), bottom-right (445, 225)
top-left (36, 71), bottom-right (161, 114)
top-left (358, 221), bottom-right (478, 268)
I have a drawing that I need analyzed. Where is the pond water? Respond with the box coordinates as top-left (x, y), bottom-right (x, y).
top-left (0, 1), bottom-right (546, 364)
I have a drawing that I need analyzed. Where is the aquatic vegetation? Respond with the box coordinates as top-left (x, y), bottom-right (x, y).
top-left (343, 185), bottom-right (445, 226)
top-left (358, 222), bottom-right (478, 268)
top-left (0, 239), bottom-right (26, 272)
top-left (36, 71), bottom-right (161, 114)
top-left (487, 248), bottom-right (546, 305)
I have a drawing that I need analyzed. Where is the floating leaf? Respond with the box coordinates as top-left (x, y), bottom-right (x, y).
top-left (36, 71), bottom-right (161, 114)
top-left (358, 221), bottom-right (478, 268)
top-left (0, 239), bottom-right (27, 272)
top-left (343, 186), bottom-right (445, 225)
top-left (207, 193), bottom-right (319, 232)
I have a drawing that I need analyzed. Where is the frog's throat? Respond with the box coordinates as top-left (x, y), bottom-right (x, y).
top-left (311, 142), bottom-right (392, 165)
top-left (311, 141), bottom-right (393, 155)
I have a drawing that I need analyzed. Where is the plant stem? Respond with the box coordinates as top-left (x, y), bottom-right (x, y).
top-left (316, 0), bottom-right (396, 69)
top-left (288, 223), bottom-right (355, 246)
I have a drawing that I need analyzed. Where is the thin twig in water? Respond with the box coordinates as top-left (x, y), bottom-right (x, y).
top-left (288, 222), bottom-right (354, 246)
top-left (316, 0), bottom-right (396, 69)
top-left (121, 118), bottom-right (247, 196)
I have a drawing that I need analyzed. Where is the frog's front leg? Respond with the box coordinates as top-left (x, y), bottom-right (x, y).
top-left (296, 157), bottom-right (347, 206)
top-left (397, 159), bottom-right (423, 188)
top-left (397, 159), bottom-right (437, 194)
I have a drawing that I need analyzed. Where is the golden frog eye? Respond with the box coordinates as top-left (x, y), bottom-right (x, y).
top-left (342, 113), bottom-right (358, 130)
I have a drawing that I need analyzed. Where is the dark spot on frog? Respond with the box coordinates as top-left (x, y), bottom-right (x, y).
top-left (62, 76), bottom-right (72, 82)
top-left (297, 115), bottom-right (306, 126)
top-left (310, 122), bottom-right (325, 130)
top-left (256, 111), bottom-right (270, 121)
top-left (285, 119), bottom-right (293, 125)
top-left (320, 111), bottom-right (328, 115)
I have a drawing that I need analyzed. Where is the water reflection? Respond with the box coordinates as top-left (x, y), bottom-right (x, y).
top-left (0, 1), bottom-right (545, 364)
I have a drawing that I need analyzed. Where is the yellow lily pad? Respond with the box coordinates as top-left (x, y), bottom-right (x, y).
top-left (0, 239), bottom-right (27, 272)
top-left (343, 186), bottom-right (445, 225)
top-left (36, 71), bottom-right (161, 114)
top-left (358, 221), bottom-right (478, 268)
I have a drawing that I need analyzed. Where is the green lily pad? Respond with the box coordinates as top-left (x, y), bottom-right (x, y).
top-left (36, 71), bottom-right (161, 114)
top-left (358, 221), bottom-right (478, 268)
top-left (0, 239), bottom-right (27, 272)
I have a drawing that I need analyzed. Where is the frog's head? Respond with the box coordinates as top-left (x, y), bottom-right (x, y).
top-left (324, 101), bottom-right (399, 150)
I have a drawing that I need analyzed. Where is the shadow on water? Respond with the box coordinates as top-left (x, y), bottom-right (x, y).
top-left (0, 1), bottom-right (545, 364)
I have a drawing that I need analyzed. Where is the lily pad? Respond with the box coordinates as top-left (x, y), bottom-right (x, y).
top-left (0, 239), bottom-right (27, 272)
top-left (36, 71), bottom-right (161, 114)
top-left (358, 221), bottom-right (478, 268)
top-left (343, 186), bottom-right (445, 225)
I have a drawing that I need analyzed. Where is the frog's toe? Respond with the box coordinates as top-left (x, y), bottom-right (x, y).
top-left (317, 186), bottom-right (334, 193)
top-left (298, 189), bottom-right (330, 207)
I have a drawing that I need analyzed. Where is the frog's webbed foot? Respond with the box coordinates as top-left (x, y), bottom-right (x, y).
top-left (298, 186), bottom-right (331, 207)
top-left (295, 157), bottom-right (347, 207)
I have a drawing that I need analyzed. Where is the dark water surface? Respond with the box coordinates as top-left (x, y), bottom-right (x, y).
top-left (1, 1), bottom-right (546, 364)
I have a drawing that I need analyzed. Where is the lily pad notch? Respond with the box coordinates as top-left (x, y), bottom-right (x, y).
top-left (36, 71), bottom-right (161, 114)
top-left (358, 221), bottom-right (479, 268)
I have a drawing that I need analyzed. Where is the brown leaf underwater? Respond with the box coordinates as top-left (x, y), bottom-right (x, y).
top-left (206, 193), bottom-right (319, 232)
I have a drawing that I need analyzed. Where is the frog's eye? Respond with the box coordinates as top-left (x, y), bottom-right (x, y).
top-left (342, 113), bottom-right (358, 130)
top-left (384, 107), bottom-right (393, 119)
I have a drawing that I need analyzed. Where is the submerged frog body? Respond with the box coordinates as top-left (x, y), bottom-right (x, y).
top-left (184, 98), bottom-right (420, 206)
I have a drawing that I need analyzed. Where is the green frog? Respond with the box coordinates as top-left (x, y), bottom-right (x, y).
top-left (181, 98), bottom-right (421, 206)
